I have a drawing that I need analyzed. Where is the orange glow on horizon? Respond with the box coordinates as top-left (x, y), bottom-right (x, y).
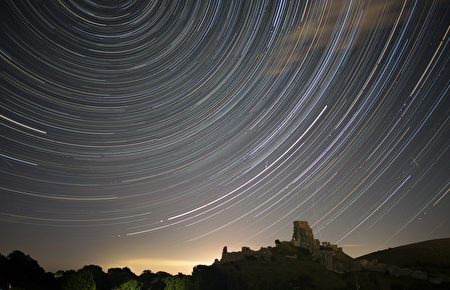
top-left (102, 257), bottom-right (214, 276)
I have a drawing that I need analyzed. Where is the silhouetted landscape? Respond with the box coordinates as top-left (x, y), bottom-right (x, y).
top-left (1, 221), bottom-right (449, 290)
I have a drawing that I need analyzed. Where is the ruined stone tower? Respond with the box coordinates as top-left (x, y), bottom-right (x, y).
top-left (292, 221), bottom-right (320, 251)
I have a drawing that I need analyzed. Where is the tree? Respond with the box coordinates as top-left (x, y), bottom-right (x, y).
top-left (117, 279), bottom-right (143, 290)
top-left (6, 250), bottom-right (57, 290)
top-left (62, 269), bottom-right (96, 290)
top-left (107, 267), bottom-right (136, 288)
top-left (82, 265), bottom-right (109, 290)
top-left (150, 279), bottom-right (166, 290)
top-left (0, 253), bottom-right (8, 290)
top-left (138, 269), bottom-right (156, 289)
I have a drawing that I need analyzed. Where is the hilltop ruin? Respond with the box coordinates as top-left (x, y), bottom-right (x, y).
top-left (219, 221), bottom-right (341, 269)
top-left (291, 221), bottom-right (341, 270)
top-left (217, 221), bottom-right (443, 284)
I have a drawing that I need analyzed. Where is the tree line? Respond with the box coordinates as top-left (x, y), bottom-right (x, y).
top-left (0, 250), bottom-right (196, 290)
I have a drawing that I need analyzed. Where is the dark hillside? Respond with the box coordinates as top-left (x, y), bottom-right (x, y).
top-left (357, 238), bottom-right (450, 276)
top-left (207, 243), bottom-right (348, 290)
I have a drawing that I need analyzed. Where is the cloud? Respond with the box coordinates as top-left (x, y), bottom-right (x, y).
top-left (265, 0), bottom-right (407, 75)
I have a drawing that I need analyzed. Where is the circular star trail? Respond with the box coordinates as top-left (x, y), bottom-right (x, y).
top-left (1, 0), bottom-right (449, 273)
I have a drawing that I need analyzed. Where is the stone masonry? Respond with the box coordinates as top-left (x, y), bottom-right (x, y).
top-left (292, 221), bottom-right (320, 251)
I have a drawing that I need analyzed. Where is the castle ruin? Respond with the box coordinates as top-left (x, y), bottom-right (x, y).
top-left (292, 221), bottom-right (320, 251)
top-left (217, 221), bottom-right (445, 284)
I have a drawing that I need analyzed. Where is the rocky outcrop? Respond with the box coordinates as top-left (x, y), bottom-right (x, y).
top-left (342, 259), bottom-right (446, 284)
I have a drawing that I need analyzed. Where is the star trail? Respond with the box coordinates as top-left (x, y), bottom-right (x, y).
top-left (1, 0), bottom-right (449, 274)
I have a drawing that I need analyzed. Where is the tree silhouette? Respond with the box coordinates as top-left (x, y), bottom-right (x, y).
top-left (117, 279), bottom-right (143, 290)
top-left (0, 253), bottom-right (8, 290)
top-left (138, 269), bottom-right (156, 289)
top-left (6, 250), bottom-right (57, 290)
top-left (62, 269), bottom-right (96, 290)
top-left (82, 265), bottom-right (110, 290)
top-left (107, 267), bottom-right (136, 288)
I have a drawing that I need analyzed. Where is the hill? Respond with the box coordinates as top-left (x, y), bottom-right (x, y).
top-left (200, 242), bottom-right (348, 289)
top-left (357, 238), bottom-right (450, 276)
top-left (190, 222), bottom-right (450, 289)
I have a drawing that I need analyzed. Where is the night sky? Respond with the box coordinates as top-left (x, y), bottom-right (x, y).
top-left (1, 0), bottom-right (449, 275)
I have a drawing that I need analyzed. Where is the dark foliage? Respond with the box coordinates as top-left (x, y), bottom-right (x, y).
top-left (62, 269), bottom-right (95, 290)
top-left (82, 265), bottom-right (110, 290)
top-left (2, 250), bottom-right (57, 290)
top-left (192, 264), bottom-right (227, 290)
top-left (107, 267), bottom-right (137, 288)
top-left (0, 253), bottom-right (8, 290)
top-left (137, 269), bottom-right (156, 289)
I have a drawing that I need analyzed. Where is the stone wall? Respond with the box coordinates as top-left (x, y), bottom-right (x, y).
top-left (220, 246), bottom-right (272, 263)
top-left (292, 221), bottom-right (320, 251)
